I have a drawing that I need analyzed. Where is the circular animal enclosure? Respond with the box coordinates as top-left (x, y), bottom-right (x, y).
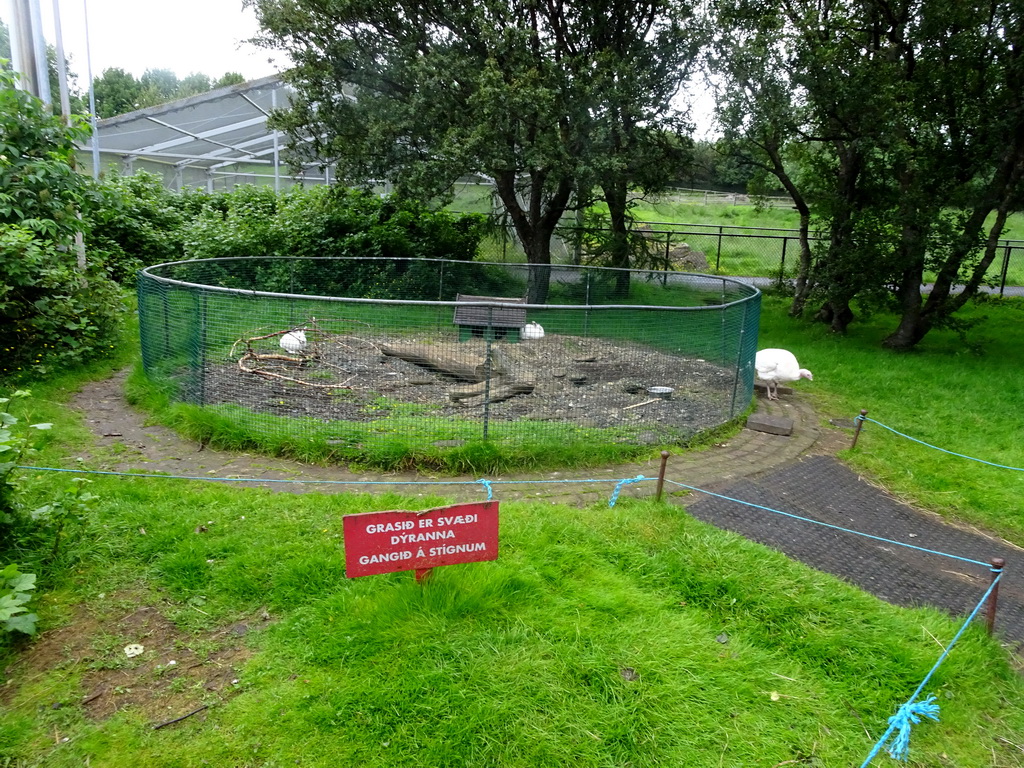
top-left (138, 257), bottom-right (760, 461)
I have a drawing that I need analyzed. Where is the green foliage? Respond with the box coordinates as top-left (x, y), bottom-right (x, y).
top-left (0, 73), bottom-right (92, 237)
top-left (0, 66), bottom-right (124, 378)
top-left (90, 67), bottom-right (145, 117)
top-left (0, 225), bottom-right (125, 377)
top-left (0, 391), bottom-right (52, 638)
top-left (89, 178), bottom-right (489, 296)
top-left (30, 478), bottom-right (98, 562)
top-left (714, 0), bottom-right (1024, 346)
top-left (90, 66), bottom-right (253, 119)
top-left (88, 171), bottom-right (187, 282)
top-left (251, 0), bottom-right (704, 302)
top-left (0, 562), bottom-right (37, 635)
top-left (0, 390), bottom-right (51, 526)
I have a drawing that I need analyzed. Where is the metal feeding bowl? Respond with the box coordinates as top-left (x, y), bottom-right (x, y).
top-left (647, 386), bottom-right (674, 400)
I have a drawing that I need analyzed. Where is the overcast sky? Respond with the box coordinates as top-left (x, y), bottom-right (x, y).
top-left (3, 0), bottom-right (284, 83)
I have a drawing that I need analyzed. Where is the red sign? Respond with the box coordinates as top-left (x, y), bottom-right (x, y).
top-left (343, 501), bottom-right (499, 578)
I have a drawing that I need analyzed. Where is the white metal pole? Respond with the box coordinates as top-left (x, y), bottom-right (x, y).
top-left (51, 0), bottom-right (71, 119)
top-left (8, 0), bottom-right (33, 92)
top-left (271, 87), bottom-right (281, 192)
top-left (27, 0), bottom-right (51, 106)
top-left (83, 0), bottom-right (100, 177)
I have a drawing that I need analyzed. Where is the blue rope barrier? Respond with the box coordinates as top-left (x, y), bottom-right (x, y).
top-left (856, 415), bottom-right (1024, 472)
top-left (662, 479), bottom-right (991, 568)
top-left (17, 465), bottom-right (494, 489)
top-left (859, 571), bottom-right (1003, 766)
top-left (884, 697), bottom-right (941, 761)
top-left (16, 465), bottom-right (653, 502)
top-left (608, 475), bottom-right (645, 507)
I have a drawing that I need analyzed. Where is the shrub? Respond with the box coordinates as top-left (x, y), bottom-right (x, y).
top-left (0, 67), bottom-right (124, 378)
top-left (88, 170), bottom-right (187, 283)
top-left (0, 225), bottom-right (124, 377)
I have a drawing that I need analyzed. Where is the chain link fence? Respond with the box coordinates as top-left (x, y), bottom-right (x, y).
top-left (476, 221), bottom-right (1024, 291)
top-left (138, 257), bottom-right (760, 458)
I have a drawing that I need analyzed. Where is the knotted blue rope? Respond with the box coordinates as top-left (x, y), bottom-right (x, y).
top-left (884, 696), bottom-right (941, 761)
top-left (477, 478), bottom-right (493, 501)
top-left (609, 475), bottom-right (645, 507)
top-left (860, 572), bottom-right (1002, 767)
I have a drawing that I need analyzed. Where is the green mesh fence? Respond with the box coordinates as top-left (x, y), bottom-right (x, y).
top-left (138, 257), bottom-right (760, 455)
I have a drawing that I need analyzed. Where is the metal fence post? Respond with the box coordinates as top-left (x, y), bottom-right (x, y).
top-left (1000, 245), bottom-right (1011, 297)
top-left (852, 409), bottom-right (868, 449)
top-left (778, 237), bottom-right (788, 286)
top-left (655, 451), bottom-right (670, 502)
top-left (716, 226), bottom-right (723, 272)
top-left (198, 291), bottom-right (208, 407)
top-left (986, 558), bottom-right (1005, 635)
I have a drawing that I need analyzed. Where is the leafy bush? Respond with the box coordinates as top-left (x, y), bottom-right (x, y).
top-left (0, 66), bottom-right (124, 378)
top-left (0, 563), bottom-right (37, 635)
top-left (0, 390), bottom-right (96, 636)
top-left (176, 184), bottom-right (490, 299)
top-left (0, 390), bottom-right (50, 637)
top-left (88, 171), bottom-right (188, 283)
top-left (0, 226), bottom-right (124, 377)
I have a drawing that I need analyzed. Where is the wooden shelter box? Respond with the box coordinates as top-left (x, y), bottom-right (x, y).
top-left (453, 294), bottom-right (526, 342)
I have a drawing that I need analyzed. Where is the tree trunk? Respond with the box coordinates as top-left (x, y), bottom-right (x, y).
top-left (602, 179), bottom-right (631, 298)
top-left (815, 299), bottom-right (854, 333)
top-left (882, 264), bottom-right (928, 350)
top-left (761, 142), bottom-right (815, 316)
top-left (492, 170), bottom-right (571, 305)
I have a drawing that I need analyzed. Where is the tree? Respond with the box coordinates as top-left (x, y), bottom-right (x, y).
top-left (715, 0), bottom-right (1024, 347)
top-left (712, 11), bottom-right (817, 313)
top-left (138, 68), bottom-right (180, 106)
top-left (249, 0), bottom-right (702, 303)
top-left (91, 68), bottom-right (246, 118)
top-left (92, 67), bottom-right (144, 118)
top-left (573, 0), bottom-right (702, 295)
top-left (214, 72), bottom-right (247, 88)
top-left (177, 72), bottom-right (212, 98)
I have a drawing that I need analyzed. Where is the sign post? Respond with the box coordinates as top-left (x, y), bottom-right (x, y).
top-left (343, 501), bottom-right (499, 580)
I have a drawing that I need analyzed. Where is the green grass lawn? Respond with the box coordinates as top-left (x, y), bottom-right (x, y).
top-left (2, 481), bottom-right (1022, 767)
top-left (453, 183), bottom-right (1024, 283)
top-left (2, 294), bottom-right (1024, 766)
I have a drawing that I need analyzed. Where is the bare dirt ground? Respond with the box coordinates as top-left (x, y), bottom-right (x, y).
top-left (1, 587), bottom-right (266, 729)
top-left (208, 330), bottom-right (738, 441)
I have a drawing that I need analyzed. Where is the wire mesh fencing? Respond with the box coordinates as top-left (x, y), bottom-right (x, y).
top-left (138, 257), bottom-right (760, 457)
top-left (474, 221), bottom-right (1024, 291)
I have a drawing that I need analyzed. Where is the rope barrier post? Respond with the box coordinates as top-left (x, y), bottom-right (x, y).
top-left (655, 451), bottom-right (670, 502)
top-left (852, 409), bottom-right (868, 449)
top-left (985, 557), bottom-right (1005, 636)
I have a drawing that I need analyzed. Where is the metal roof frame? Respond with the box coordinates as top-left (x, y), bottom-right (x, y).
top-left (81, 74), bottom-right (335, 189)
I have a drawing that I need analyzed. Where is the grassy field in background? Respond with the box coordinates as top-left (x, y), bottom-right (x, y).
top-left (452, 183), bottom-right (1024, 283)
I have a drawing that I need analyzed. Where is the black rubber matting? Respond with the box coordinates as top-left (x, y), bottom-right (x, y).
top-left (687, 455), bottom-right (1024, 649)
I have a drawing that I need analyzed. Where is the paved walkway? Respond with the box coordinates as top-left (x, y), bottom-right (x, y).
top-left (70, 370), bottom-right (824, 506)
